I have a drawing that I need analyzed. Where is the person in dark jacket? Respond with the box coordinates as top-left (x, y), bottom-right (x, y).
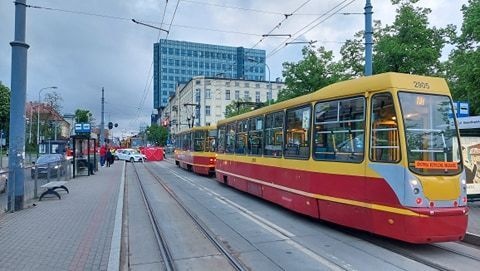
top-left (106, 149), bottom-right (113, 167)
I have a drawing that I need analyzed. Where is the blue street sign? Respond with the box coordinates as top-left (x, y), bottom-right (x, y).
top-left (74, 123), bottom-right (91, 133)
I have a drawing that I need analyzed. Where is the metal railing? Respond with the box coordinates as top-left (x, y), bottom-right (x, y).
top-left (0, 159), bottom-right (73, 214)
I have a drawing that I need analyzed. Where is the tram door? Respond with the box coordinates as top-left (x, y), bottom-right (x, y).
top-left (368, 93), bottom-right (401, 227)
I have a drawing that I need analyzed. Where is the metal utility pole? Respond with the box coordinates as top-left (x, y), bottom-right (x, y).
top-left (100, 87), bottom-right (105, 146)
top-left (8, 0), bottom-right (29, 211)
top-left (364, 0), bottom-right (373, 76)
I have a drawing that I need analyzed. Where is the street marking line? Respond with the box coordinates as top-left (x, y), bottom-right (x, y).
top-left (107, 162), bottom-right (126, 271)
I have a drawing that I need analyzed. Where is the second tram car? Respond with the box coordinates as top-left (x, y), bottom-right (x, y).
top-left (214, 72), bottom-right (468, 244)
top-left (174, 126), bottom-right (217, 176)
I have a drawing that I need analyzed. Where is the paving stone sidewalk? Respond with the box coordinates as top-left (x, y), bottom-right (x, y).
top-left (0, 162), bottom-right (124, 271)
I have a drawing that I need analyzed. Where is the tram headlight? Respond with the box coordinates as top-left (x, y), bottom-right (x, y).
top-left (461, 178), bottom-right (466, 185)
top-left (410, 179), bottom-right (418, 186)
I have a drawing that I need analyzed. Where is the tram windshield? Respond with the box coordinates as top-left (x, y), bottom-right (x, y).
top-left (399, 92), bottom-right (462, 175)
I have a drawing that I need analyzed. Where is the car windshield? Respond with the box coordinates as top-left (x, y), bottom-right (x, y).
top-left (398, 92), bottom-right (462, 175)
top-left (36, 154), bottom-right (61, 164)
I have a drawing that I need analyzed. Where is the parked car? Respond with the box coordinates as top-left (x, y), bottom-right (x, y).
top-left (0, 170), bottom-right (7, 194)
top-left (115, 148), bottom-right (146, 162)
top-left (31, 154), bottom-right (66, 178)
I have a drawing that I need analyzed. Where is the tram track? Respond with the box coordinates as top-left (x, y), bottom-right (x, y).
top-left (340, 227), bottom-right (480, 271)
top-left (131, 162), bottom-right (176, 271)
top-left (163, 158), bottom-right (480, 270)
top-left (131, 162), bottom-right (247, 271)
top-left (160, 162), bottom-right (354, 270)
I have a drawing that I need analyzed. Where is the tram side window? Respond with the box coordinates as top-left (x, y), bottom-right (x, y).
top-left (370, 93), bottom-right (400, 162)
top-left (248, 117), bottom-right (264, 156)
top-left (206, 129), bottom-right (217, 152)
top-left (236, 120), bottom-right (248, 154)
top-left (217, 126), bottom-right (226, 153)
top-left (285, 106), bottom-right (311, 159)
top-left (182, 133), bottom-right (191, 151)
top-left (313, 97), bottom-right (365, 162)
top-left (193, 131), bottom-right (205, 152)
top-left (226, 123), bottom-right (236, 154)
top-left (264, 111), bottom-right (284, 157)
top-left (175, 134), bottom-right (181, 150)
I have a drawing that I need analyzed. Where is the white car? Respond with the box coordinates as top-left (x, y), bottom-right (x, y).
top-left (115, 149), bottom-right (147, 162)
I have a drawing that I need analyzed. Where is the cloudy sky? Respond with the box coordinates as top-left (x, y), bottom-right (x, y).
top-left (0, 0), bottom-right (468, 136)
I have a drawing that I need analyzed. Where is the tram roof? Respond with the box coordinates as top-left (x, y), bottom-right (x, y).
top-left (179, 125), bottom-right (217, 134)
top-left (218, 72), bottom-right (450, 124)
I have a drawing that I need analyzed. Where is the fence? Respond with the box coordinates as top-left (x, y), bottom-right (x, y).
top-left (0, 159), bottom-right (73, 214)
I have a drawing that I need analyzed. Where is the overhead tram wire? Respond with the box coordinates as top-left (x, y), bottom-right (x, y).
top-left (18, 3), bottom-right (288, 40)
top-left (267, 0), bottom-right (352, 57)
top-left (251, 0), bottom-right (313, 49)
top-left (181, 0), bottom-right (334, 16)
top-left (267, 0), bottom-right (358, 58)
top-left (133, 0), bottom-right (181, 126)
top-left (133, 0), bottom-right (173, 127)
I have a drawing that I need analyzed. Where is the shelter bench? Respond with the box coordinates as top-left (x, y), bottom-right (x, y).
top-left (39, 181), bottom-right (69, 201)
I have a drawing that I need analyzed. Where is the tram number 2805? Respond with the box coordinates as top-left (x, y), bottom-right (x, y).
top-left (413, 81), bottom-right (430, 89)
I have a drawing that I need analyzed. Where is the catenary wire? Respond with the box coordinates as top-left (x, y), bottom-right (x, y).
top-left (251, 0), bottom-right (313, 49)
top-left (267, 0), bottom-right (358, 58)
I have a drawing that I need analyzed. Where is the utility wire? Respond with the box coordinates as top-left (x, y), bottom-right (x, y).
top-left (181, 0), bottom-right (342, 16)
top-left (134, 0), bottom-right (181, 127)
top-left (17, 2), bottom-right (131, 21)
top-left (251, 0), bottom-right (312, 49)
top-left (267, 0), bottom-right (357, 58)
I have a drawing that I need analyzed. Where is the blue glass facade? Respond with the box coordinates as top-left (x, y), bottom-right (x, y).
top-left (153, 39), bottom-right (265, 109)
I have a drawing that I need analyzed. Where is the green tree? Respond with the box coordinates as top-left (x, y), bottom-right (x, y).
top-left (374, 0), bottom-right (454, 75)
top-left (74, 109), bottom-right (92, 123)
top-left (339, 20), bottom-right (384, 77)
top-left (340, 0), bottom-right (454, 76)
top-left (446, 0), bottom-right (480, 115)
top-left (279, 46), bottom-right (344, 102)
top-left (224, 98), bottom-right (264, 118)
top-left (146, 124), bottom-right (168, 146)
top-left (0, 82), bottom-right (10, 134)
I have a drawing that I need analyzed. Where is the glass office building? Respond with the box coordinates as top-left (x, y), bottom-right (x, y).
top-left (153, 39), bottom-right (266, 109)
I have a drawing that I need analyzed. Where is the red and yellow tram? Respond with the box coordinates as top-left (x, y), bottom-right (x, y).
top-left (174, 126), bottom-right (217, 176)
top-left (215, 72), bottom-right (468, 244)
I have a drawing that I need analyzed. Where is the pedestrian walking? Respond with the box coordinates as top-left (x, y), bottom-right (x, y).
top-left (106, 148), bottom-right (113, 167)
top-left (100, 145), bottom-right (107, 167)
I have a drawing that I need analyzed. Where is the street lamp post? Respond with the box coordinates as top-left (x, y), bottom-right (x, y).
top-left (37, 86), bottom-right (57, 146)
top-left (247, 57), bottom-right (271, 105)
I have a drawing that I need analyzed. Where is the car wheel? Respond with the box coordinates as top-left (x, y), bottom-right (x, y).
top-left (130, 157), bottom-right (134, 163)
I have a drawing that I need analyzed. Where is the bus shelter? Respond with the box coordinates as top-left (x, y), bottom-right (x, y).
top-left (70, 135), bottom-right (97, 178)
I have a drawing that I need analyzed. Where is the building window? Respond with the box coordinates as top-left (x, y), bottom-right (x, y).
top-left (255, 83), bottom-right (260, 88)
top-left (195, 89), bottom-right (201, 103)
top-left (244, 90), bottom-right (250, 100)
top-left (205, 89), bottom-right (211, 99)
top-left (225, 90), bottom-right (231, 100)
top-left (244, 82), bottom-right (250, 87)
top-left (235, 90), bottom-right (240, 100)
top-left (235, 82), bottom-right (240, 87)
top-left (205, 106), bottom-right (211, 116)
top-left (225, 81), bottom-right (231, 87)
top-left (255, 91), bottom-right (260, 103)
top-left (196, 80), bottom-right (201, 85)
